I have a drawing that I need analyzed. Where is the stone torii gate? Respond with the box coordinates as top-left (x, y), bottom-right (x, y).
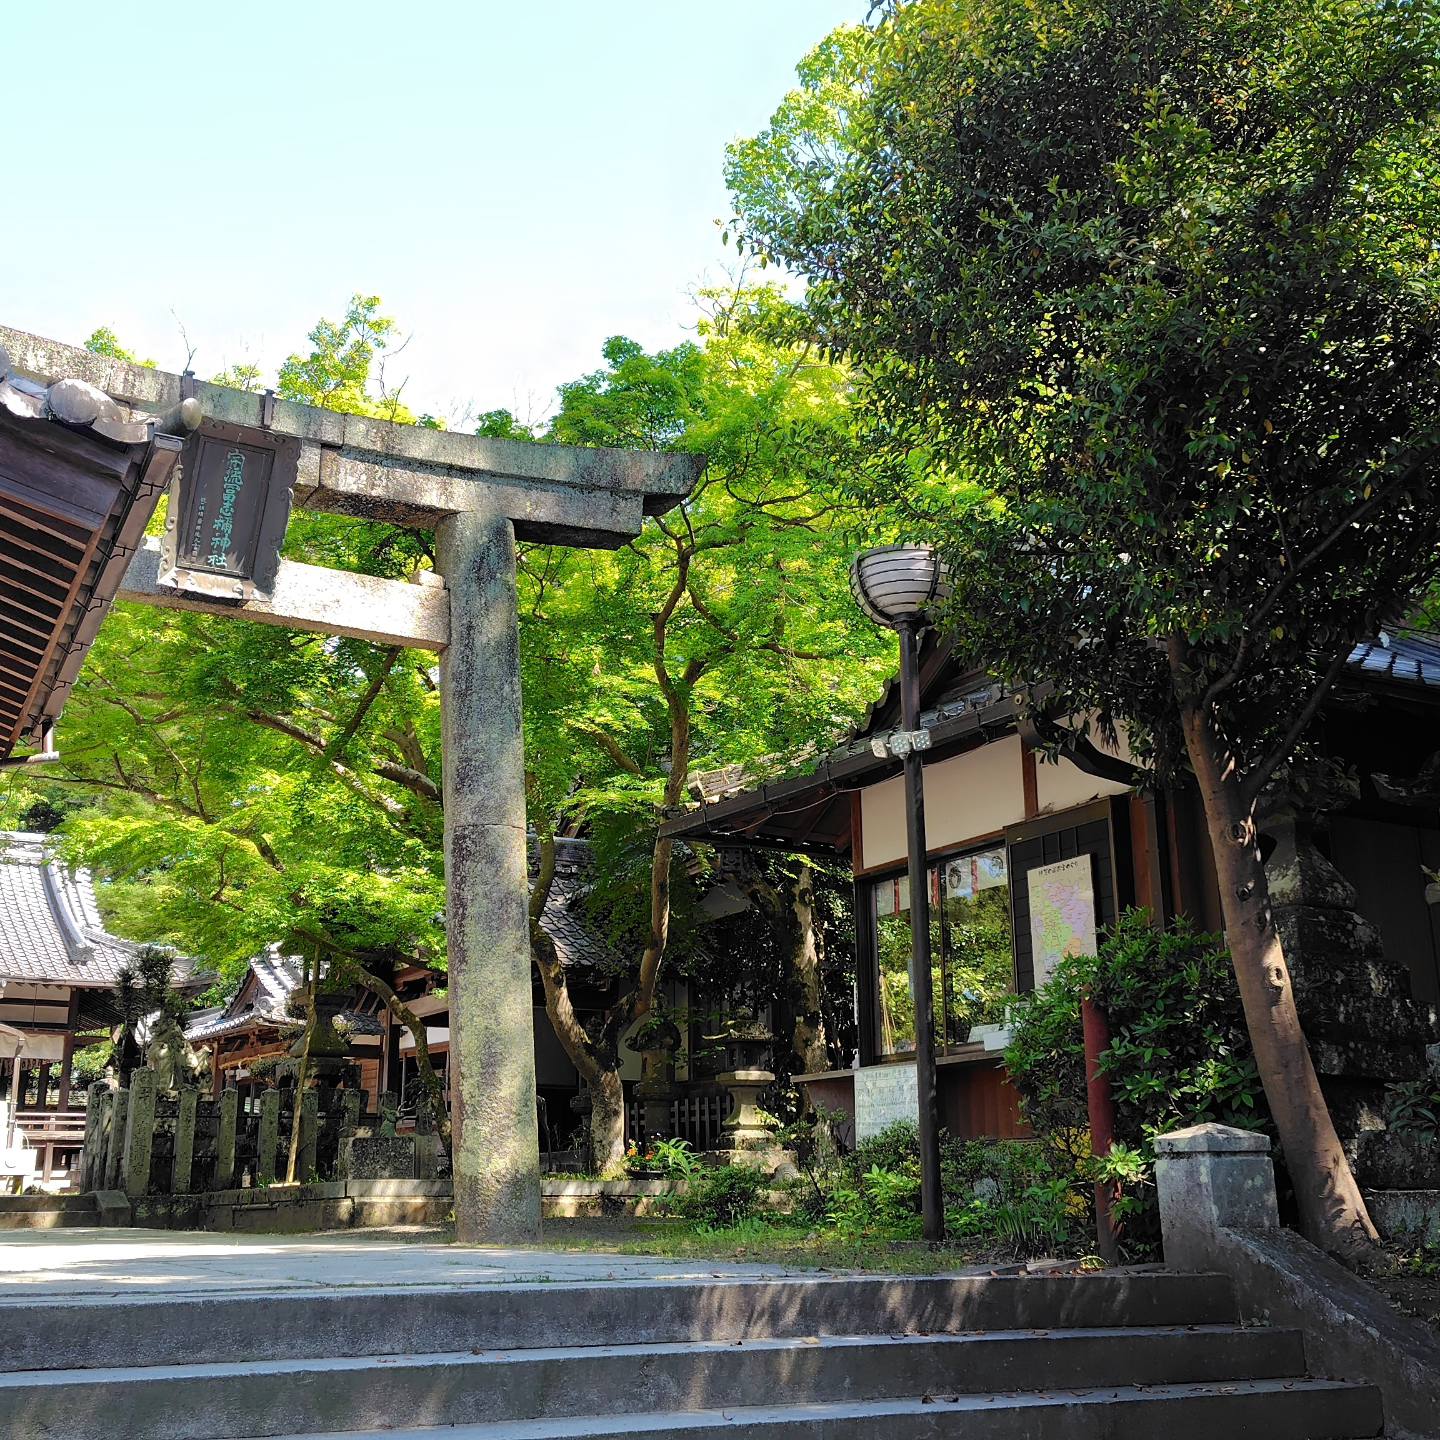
top-left (0, 324), bottom-right (702, 1241)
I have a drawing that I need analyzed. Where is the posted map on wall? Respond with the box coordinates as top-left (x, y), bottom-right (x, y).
top-left (1026, 855), bottom-right (1097, 989)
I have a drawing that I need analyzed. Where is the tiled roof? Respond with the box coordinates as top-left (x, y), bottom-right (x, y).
top-left (183, 943), bottom-right (383, 1043)
top-left (538, 838), bottom-right (624, 974)
top-left (1347, 631), bottom-right (1440, 689)
top-left (0, 832), bottom-right (162, 988)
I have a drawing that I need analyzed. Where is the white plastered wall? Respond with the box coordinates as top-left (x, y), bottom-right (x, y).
top-left (860, 735), bottom-right (1025, 868)
top-left (858, 731), bottom-right (1135, 868)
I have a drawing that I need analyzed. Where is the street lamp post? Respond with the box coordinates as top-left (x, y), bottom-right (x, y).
top-left (851, 545), bottom-right (948, 1244)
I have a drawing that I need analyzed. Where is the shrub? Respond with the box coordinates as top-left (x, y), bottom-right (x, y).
top-left (828, 1162), bottom-right (923, 1237)
top-left (777, 1106), bottom-right (849, 1223)
top-left (851, 1118), bottom-right (922, 1178)
top-left (1387, 1076), bottom-right (1440, 1137)
top-left (676, 1164), bottom-right (768, 1229)
top-left (1005, 909), bottom-right (1266, 1250)
top-left (826, 1122), bottom-right (1087, 1255)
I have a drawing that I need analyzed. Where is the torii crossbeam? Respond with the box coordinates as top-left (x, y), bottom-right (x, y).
top-left (0, 323), bottom-right (703, 1240)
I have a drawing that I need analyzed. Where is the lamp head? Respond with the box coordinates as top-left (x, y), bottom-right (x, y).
top-left (849, 544), bottom-right (950, 631)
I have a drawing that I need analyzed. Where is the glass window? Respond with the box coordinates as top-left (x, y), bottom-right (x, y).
top-left (871, 845), bottom-right (1015, 1057)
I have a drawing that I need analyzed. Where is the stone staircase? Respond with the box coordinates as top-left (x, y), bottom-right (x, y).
top-left (0, 1269), bottom-right (1382, 1438)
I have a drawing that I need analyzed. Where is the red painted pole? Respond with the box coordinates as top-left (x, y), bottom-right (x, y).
top-left (1081, 993), bottom-right (1121, 1264)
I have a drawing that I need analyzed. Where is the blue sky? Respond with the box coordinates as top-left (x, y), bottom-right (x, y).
top-left (3, 2), bottom-right (865, 424)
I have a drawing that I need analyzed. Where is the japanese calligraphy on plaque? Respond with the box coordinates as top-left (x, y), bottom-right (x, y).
top-left (160, 421), bottom-right (298, 603)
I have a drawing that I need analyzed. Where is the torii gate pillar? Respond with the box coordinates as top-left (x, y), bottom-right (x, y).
top-left (435, 506), bottom-right (538, 1240)
top-left (0, 323), bottom-right (703, 1244)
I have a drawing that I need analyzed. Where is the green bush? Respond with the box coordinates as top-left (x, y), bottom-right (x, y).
top-left (1005, 909), bottom-right (1266, 1249)
top-left (824, 1122), bottom-right (1086, 1256)
top-left (676, 1165), bottom-right (768, 1229)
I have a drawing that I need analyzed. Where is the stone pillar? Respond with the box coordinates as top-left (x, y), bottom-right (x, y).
top-left (378, 1090), bottom-right (399, 1137)
top-left (121, 1070), bottom-right (157, 1198)
top-left (257, 1089), bottom-right (280, 1185)
top-left (298, 1090), bottom-right (318, 1182)
top-left (172, 1089), bottom-right (198, 1194)
top-left (215, 1089), bottom-right (238, 1189)
top-left (335, 1090), bottom-right (362, 1179)
top-left (80, 1084), bottom-right (111, 1191)
top-left (1155, 1123), bottom-right (1278, 1271)
top-left (436, 506), bottom-right (542, 1243)
top-left (104, 1087), bottom-right (129, 1191)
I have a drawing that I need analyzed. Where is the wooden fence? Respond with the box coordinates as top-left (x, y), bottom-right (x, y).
top-left (625, 1089), bottom-right (731, 1150)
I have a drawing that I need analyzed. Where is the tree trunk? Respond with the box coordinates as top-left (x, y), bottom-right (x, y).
top-left (528, 833), bottom-right (630, 1173)
top-left (790, 862), bottom-right (831, 1073)
top-left (1178, 702), bottom-right (1378, 1262)
top-left (588, 1067), bottom-right (627, 1174)
top-left (285, 962), bottom-right (317, 1185)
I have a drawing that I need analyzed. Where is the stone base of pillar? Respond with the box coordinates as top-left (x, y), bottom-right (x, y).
top-left (1155, 1123), bottom-right (1278, 1270)
top-left (717, 1069), bottom-right (779, 1150)
top-left (634, 1081), bottom-right (680, 1141)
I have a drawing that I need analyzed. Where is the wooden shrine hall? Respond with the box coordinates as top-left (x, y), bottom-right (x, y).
top-left (0, 830), bottom-right (202, 1185)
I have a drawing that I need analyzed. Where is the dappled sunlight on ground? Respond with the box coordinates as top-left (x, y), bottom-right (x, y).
top-left (0, 1225), bottom-right (842, 1301)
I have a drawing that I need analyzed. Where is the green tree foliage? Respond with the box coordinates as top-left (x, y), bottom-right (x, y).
top-left (83, 328), bottom-right (155, 368)
top-left (731, 0), bottom-right (1440, 1259)
top-left (6, 290), bottom-right (892, 1166)
top-left (519, 289), bottom-right (895, 1165)
top-left (8, 299), bottom-right (452, 1132)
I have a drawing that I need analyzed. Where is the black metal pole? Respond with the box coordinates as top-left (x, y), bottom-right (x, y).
top-left (898, 620), bottom-right (944, 1243)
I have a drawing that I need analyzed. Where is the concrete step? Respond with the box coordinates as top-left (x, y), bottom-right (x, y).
top-left (233, 1379), bottom-right (1384, 1440)
top-left (0, 1270), bottom-right (1239, 1372)
top-left (0, 1325), bottom-right (1308, 1440)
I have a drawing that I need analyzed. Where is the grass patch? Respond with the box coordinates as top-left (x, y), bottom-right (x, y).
top-left (541, 1216), bottom-right (1093, 1274)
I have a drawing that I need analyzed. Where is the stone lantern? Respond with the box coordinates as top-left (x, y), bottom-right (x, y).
top-left (626, 1012), bottom-right (684, 1141)
top-left (705, 1015), bottom-right (780, 1158)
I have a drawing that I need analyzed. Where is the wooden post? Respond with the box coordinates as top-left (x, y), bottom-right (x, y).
top-left (172, 1089), bottom-right (198, 1193)
top-left (257, 1089), bottom-right (280, 1185)
top-left (215, 1088), bottom-right (238, 1190)
top-left (57, 1025), bottom-right (75, 1112)
top-left (1081, 994), bottom-right (1122, 1264)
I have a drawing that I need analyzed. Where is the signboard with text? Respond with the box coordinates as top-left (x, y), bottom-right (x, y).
top-left (158, 421), bottom-right (298, 602)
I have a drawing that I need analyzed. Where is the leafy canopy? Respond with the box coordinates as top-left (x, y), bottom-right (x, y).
top-left (731, 0), bottom-right (1440, 793)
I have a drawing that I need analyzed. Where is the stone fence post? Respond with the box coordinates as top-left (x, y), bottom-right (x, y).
top-left (215, 1089), bottom-right (238, 1190)
top-left (257, 1090), bottom-right (280, 1185)
top-left (122, 1070), bottom-right (158, 1199)
top-left (298, 1090), bottom-right (318, 1182)
top-left (104, 1087), bottom-right (129, 1191)
top-left (1155, 1123), bottom-right (1278, 1270)
top-left (172, 1089), bottom-right (198, 1194)
top-left (80, 1084), bottom-right (111, 1191)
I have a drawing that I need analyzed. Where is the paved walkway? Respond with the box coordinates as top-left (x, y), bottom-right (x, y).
top-left (0, 1228), bottom-right (818, 1302)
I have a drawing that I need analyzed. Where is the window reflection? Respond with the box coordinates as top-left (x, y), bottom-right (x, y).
top-left (873, 846), bottom-right (1014, 1056)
